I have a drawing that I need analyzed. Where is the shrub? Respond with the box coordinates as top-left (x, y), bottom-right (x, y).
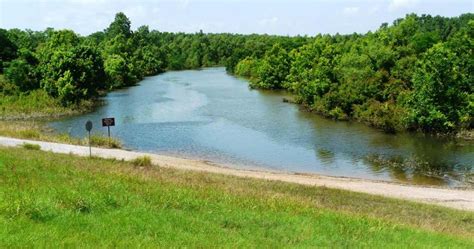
top-left (87, 134), bottom-right (122, 149)
top-left (328, 107), bottom-right (349, 121)
top-left (22, 143), bottom-right (41, 150)
top-left (353, 100), bottom-right (406, 133)
top-left (131, 156), bottom-right (152, 167)
top-left (18, 129), bottom-right (41, 139)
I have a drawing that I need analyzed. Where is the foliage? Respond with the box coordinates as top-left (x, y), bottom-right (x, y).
top-left (4, 49), bottom-right (40, 92)
top-left (0, 28), bottom-right (17, 73)
top-left (37, 30), bottom-right (106, 105)
top-left (234, 57), bottom-right (260, 79)
top-left (268, 13), bottom-right (472, 133)
top-left (21, 143), bottom-right (41, 150)
top-left (251, 43), bottom-right (291, 89)
top-left (88, 134), bottom-right (122, 149)
top-left (407, 43), bottom-right (470, 132)
top-left (105, 12), bottom-right (132, 39)
top-left (131, 155), bottom-right (153, 167)
top-left (0, 90), bottom-right (94, 120)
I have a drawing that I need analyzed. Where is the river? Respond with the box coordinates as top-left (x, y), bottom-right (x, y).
top-left (49, 67), bottom-right (473, 187)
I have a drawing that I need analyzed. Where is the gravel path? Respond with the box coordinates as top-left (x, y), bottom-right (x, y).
top-left (1, 136), bottom-right (473, 211)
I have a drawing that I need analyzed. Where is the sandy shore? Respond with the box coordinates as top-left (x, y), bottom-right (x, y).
top-left (1, 136), bottom-right (473, 211)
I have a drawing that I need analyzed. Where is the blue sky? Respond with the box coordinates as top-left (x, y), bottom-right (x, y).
top-left (0, 0), bottom-right (472, 36)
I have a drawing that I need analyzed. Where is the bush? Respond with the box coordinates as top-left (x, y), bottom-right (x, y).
top-left (353, 100), bottom-right (406, 133)
top-left (87, 134), bottom-right (122, 149)
top-left (21, 143), bottom-right (41, 150)
top-left (4, 58), bottom-right (39, 92)
top-left (235, 57), bottom-right (261, 79)
top-left (328, 107), bottom-right (349, 121)
top-left (131, 156), bottom-right (152, 167)
top-left (0, 89), bottom-right (91, 119)
top-left (18, 130), bottom-right (41, 139)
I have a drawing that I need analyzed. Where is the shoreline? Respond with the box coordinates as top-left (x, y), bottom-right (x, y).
top-left (1, 135), bottom-right (473, 211)
top-left (153, 150), bottom-right (470, 189)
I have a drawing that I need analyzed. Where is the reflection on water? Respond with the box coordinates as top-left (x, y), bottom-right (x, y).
top-left (49, 68), bottom-right (474, 187)
top-left (363, 154), bottom-right (472, 186)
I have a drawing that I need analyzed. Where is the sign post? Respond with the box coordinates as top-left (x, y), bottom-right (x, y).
top-left (85, 120), bottom-right (93, 157)
top-left (102, 117), bottom-right (115, 146)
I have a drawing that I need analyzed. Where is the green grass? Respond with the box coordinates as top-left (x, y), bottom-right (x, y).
top-left (0, 121), bottom-right (122, 149)
top-left (21, 143), bottom-right (41, 150)
top-left (0, 89), bottom-right (95, 120)
top-left (88, 134), bottom-right (122, 149)
top-left (0, 147), bottom-right (473, 247)
top-left (131, 155), bottom-right (152, 167)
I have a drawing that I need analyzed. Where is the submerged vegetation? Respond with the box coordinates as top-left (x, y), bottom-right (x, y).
top-left (0, 146), bottom-right (473, 247)
top-left (364, 154), bottom-right (473, 187)
top-left (0, 12), bottom-right (472, 134)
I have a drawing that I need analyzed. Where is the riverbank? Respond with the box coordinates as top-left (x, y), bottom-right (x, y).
top-left (248, 76), bottom-right (474, 140)
top-left (1, 145), bottom-right (473, 247)
top-left (0, 90), bottom-right (98, 121)
top-left (1, 136), bottom-right (472, 211)
top-left (0, 121), bottom-right (122, 148)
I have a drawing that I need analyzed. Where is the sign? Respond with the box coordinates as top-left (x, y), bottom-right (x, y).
top-left (85, 120), bottom-right (93, 157)
top-left (102, 117), bottom-right (115, 145)
top-left (102, 117), bottom-right (115, 127)
top-left (85, 120), bottom-right (93, 132)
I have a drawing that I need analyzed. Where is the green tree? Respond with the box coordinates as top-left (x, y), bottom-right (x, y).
top-left (105, 12), bottom-right (132, 39)
top-left (407, 42), bottom-right (471, 132)
top-left (4, 48), bottom-right (39, 92)
top-left (38, 30), bottom-right (105, 105)
top-left (104, 54), bottom-right (132, 88)
top-left (135, 45), bottom-right (167, 75)
top-left (255, 43), bottom-right (290, 89)
top-left (0, 28), bottom-right (17, 72)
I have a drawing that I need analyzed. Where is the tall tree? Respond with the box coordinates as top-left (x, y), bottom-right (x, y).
top-left (38, 30), bottom-right (105, 105)
top-left (105, 12), bottom-right (132, 39)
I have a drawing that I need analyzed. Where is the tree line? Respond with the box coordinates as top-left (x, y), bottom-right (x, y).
top-left (233, 13), bottom-right (473, 133)
top-left (0, 12), bottom-right (472, 133)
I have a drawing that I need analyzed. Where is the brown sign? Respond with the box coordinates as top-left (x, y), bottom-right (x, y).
top-left (102, 117), bottom-right (115, 127)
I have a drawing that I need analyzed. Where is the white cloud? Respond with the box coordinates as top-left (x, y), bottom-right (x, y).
top-left (67, 0), bottom-right (109, 3)
top-left (1, 0), bottom-right (470, 36)
top-left (178, 0), bottom-right (191, 9)
top-left (124, 5), bottom-right (147, 18)
top-left (152, 7), bottom-right (160, 14)
top-left (258, 17), bottom-right (279, 27)
top-left (389, 0), bottom-right (419, 10)
top-left (368, 5), bottom-right (380, 14)
top-left (343, 7), bottom-right (359, 15)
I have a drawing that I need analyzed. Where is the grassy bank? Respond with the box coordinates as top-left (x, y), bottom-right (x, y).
top-left (0, 75), bottom-right (121, 148)
top-left (0, 89), bottom-right (96, 120)
top-left (0, 121), bottom-right (122, 149)
top-left (0, 147), bottom-right (472, 247)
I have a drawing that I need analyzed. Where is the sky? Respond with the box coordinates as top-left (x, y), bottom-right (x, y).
top-left (0, 0), bottom-right (472, 36)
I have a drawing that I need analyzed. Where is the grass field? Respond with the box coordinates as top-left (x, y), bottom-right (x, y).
top-left (0, 147), bottom-right (473, 247)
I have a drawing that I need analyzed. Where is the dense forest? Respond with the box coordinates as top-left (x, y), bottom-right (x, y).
top-left (0, 12), bottom-right (472, 134)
